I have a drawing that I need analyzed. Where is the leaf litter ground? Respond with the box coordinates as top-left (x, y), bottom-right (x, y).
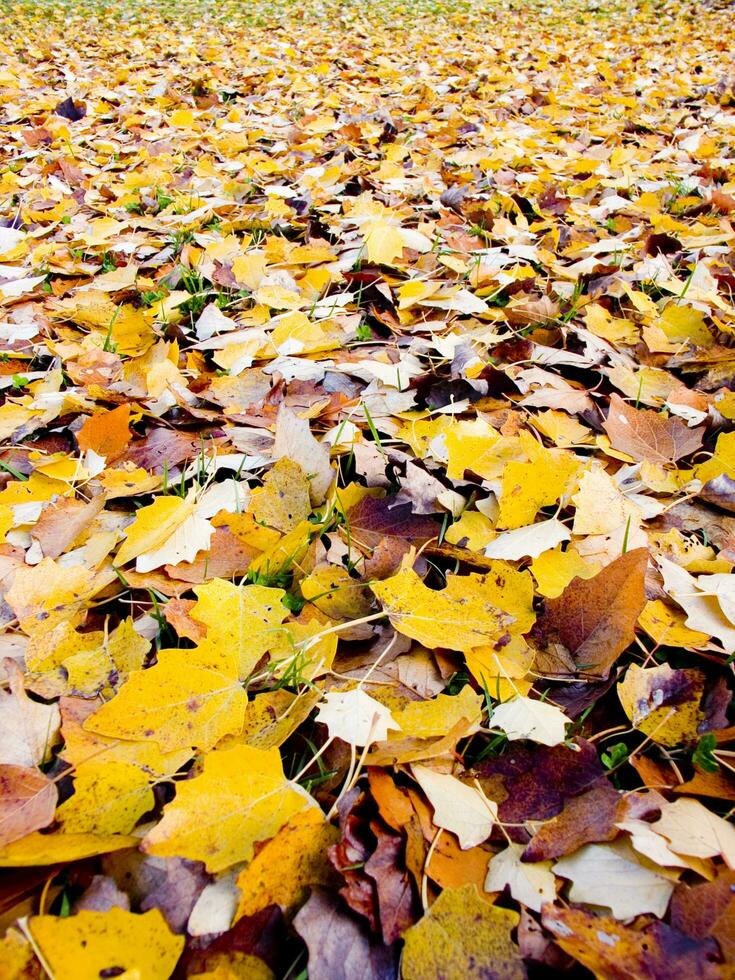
top-left (1, 0), bottom-right (735, 976)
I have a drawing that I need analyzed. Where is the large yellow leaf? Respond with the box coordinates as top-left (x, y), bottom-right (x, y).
top-left (142, 745), bottom-right (315, 872)
top-left (497, 440), bottom-right (581, 529)
top-left (0, 831), bottom-right (137, 867)
top-left (56, 761), bottom-right (154, 835)
top-left (190, 578), bottom-right (291, 678)
top-left (401, 884), bottom-right (524, 980)
top-left (372, 565), bottom-right (533, 652)
top-left (29, 908), bottom-right (183, 980)
top-left (83, 649), bottom-right (247, 752)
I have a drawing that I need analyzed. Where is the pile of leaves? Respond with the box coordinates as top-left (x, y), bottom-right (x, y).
top-left (1, 0), bottom-right (735, 975)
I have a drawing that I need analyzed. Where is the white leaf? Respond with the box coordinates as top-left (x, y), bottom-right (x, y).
top-left (553, 841), bottom-right (675, 919)
top-left (652, 799), bottom-right (735, 870)
top-left (273, 405), bottom-right (333, 504)
top-left (195, 303), bottom-right (239, 341)
top-left (616, 818), bottom-right (694, 870)
top-left (0, 228), bottom-right (25, 254)
top-left (491, 697), bottom-right (568, 746)
top-left (659, 558), bottom-right (735, 653)
top-left (0, 275), bottom-right (46, 299)
top-left (187, 871), bottom-right (239, 936)
top-left (484, 519), bottom-right (570, 560)
top-left (136, 513), bottom-right (214, 572)
top-left (485, 843), bottom-right (556, 913)
top-left (0, 663), bottom-right (60, 767)
top-left (315, 689), bottom-right (397, 747)
top-left (412, 765), bottom-right (496, 849)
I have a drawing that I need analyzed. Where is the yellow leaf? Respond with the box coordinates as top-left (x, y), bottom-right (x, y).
top-left (372, 567), bottom-right (514, 652)
top-left (391, 686), bottom-right (483, 739)
top-left (6, 559), bottom-right (96, 634)
top-left (618, 664), bottom-right (704, 746)
top-left (530, 546), bottom-right (600, 598)
top-left (83, 649), bottom-right (247, 752)
top-left (115, 495), bottom-right (194, 567)
top-left (445, 419), bottom-right (501, 480)
top-left (143, 745), bottom-right (315, 872)
top-left (363, 220), bottom-right (404, 265)
top-left (29, 908), bottom-right (183, 980)
top-left (61, 696), bottom-right (190, 777)
top-left (660, 304), bottom-right (712, 346)
top-left (497, 442), bottom-right (581, 529)
top-left (444, 511), bottom-right (496, 551)
top-left (638, 600), bottom-right (709, 648)
top-left (234, 809), bottom-right (339, 919)
top-left (170, 108), bottom-right (195, 127)
top-left (56, 761), bottom-right (154, 835)
top-left (300, 565), bottom-right (373, 620)
top-left (0, 831), bottom-right (137, 867)
top-left (251, 458), bottom-right (311, 532)
top-left (401, 884), bottom-right (524, 980)
top-left (235, 690), bottom-right (322, 750)
top-left (190, 578), bottom-right (290, 678)
top-left (465, 635), bottom-right (535, 700)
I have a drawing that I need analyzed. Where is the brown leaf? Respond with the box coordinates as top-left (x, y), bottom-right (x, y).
top-left (522, 783), bottom-right (623, 861)
top-left (30, 494), bottom-right (106, 560)
top-left (102, 852), bottom-right (208, 933)
top-left (670, 871), bottom-right (735, 961)
top-left (164, 527), bottom-right (258, 583)
top-left (542, 905), bottom-right (723, 980)
top-left (0, 765), bottom-right (57, 847)
top-left (294, 888), bottom-right (398, 980)
top-left (536, 547), bottom-right (648, 678)
top-left (347, 496), bottom-right (438, 551)
top-left (121, 428), bottom-right (200, 473)
top-left (603, 394), bottom-right (704, 464)
top-left (473, 738), bottom-right (604, 835)
top-left (700, 474), bottom-right (735, 514)
top-left (364, 821), bottom-right (417, 943)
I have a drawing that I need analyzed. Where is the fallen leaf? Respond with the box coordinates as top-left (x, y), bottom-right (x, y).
top-left (0, 764), bottom-right (57, 847)
top-left (490, 696), bottom-right (569, 747)
top-left (143, 745), bottom-right (315, 872)
top-left (536, 548), bottom-right (648, 677)
top-left (603, 394), bottom-right (704, 464)
top-left (412, 766), bottom-right (496, 849)
top-left (29, 908), bottom-right (183, 980)
top-left (401, 884), bottom-right (525, 980)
